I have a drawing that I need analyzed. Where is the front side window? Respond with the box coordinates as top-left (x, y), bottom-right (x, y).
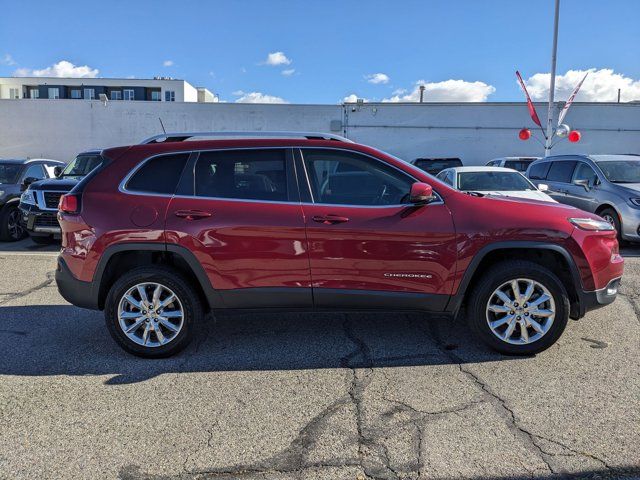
top-left (165, 90), bottom-right (175, 102)
top-left (123, 89), bottom-right (135, 101)
top-left (84, 88), bottom-right (95, 100)
top-left (302, 149), bottom-right (414, 206)
top-left (110, 90), bottom-right (122, 100)
top-left (573, 162), bottom-right (599, 185)
top-left (23, 164), bottom-right (46, 181)
top-left (61, 155), bottom-right (103, 179)
top-left (126, 153), bottom-right (189, 194)
top-left (546, 161), bottom-right (577, 183)
top-left (48, 88), bottom-right (60, 99)
top-left (195, 149), bottom-right (288, 202)
top-left (70, 89), bottom-right (81, 99)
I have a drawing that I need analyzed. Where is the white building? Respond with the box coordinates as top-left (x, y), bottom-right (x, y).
top-left (0, 76), bottom-right (217, 103)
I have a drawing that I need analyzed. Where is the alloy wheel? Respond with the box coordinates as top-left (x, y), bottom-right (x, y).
top-left (117, 282), bottom-right (184, 347)
top-left (485, 278), bottom-right (555, 345)
top-left (7, 208), bottom-right (24, 240)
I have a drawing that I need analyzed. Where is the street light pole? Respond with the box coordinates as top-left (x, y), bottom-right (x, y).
top-left (544, 0), bottom-right (560, 156)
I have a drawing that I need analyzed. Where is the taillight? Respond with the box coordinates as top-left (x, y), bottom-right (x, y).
top-left (59, 194), bottom-right (80, 214)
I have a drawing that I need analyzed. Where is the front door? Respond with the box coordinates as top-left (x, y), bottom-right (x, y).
top-left (297, 148), bottom-right (457, 311)
top-left (564, 161), bottom-right (601, 213)
top-left (165, 147), bottom-right (312, 308)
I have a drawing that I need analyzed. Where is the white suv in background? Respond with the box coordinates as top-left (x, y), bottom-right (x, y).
top-left (486, 157), bottom-right (539, 172)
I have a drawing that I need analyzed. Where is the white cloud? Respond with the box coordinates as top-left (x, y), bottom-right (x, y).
top-left (234, 91), bottom-right (288, 104)
top-left (281, 68), bottom-right (295, 76)
top-left (523, 68), bottom-right (640, 102)
top-left (2, 54), bottom-right (16, 66)
top-left (13, 60), bottom-right (99, 78)
top-left (163, 60), bottom-right (174, 67)
top-left (365, 73), bottom-right (389, 84)
top-left (342, 94), bottom-right (369, 103)
top-left (383, 79), bottom-right (495, 102)
top-left (262, 51), bottom-right (291, 66)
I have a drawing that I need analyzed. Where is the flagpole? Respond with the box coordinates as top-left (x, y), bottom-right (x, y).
top-left (545, 0), bottom-right (560, 156)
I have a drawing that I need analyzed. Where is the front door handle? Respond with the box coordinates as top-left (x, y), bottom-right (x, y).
top-left (174, 209), bottom-right (212, 220)
top-left (312, 214), bottom-right (350, 225)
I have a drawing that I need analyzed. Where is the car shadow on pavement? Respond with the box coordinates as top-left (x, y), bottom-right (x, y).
top-left (0, 304), bottom-right (518, 384)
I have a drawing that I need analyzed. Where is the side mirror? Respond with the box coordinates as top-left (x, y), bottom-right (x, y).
top-left (53, 166), bottom-right (63, 178)
top-left (409, 182), bottom-right (435, 204)
top-left (574, 179), bottom-right (590, 191)
top-left (21, 176), bottom-right (38, 190)
top-left (537, 183), bottom-right (549, 192)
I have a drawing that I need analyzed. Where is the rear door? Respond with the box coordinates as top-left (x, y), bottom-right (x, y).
top-left (543, 160), bottom-right (577, 203)
top-left (298, 148), bottom-right (457, 310)
top-left (165, 148), bottom-right (312, 309)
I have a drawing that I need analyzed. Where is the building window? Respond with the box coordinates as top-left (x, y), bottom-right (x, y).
top-left (70, 89), bottom-right (81, 99)
top-left (151, 90), bottom-right (161, 101)
top-left (29, 89), bottom-right (39, 99)
top-left (110, 90), bottom-right (122, 100)
top-left (48, 88), bottom-right (60, 99)
top-left (123, 89), bottom-right (135, 101)
top-left (9, 88), bottom-right (19, 99)
top-left (84, 88), bottom-right (95, 100)
top-left (165, 90), bottom-right (175, 102)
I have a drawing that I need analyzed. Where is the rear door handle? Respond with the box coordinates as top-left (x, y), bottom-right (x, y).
top-left (174, 209), bottom-right (212, 220)
top-left (312, 214), bottom-right (350, 224)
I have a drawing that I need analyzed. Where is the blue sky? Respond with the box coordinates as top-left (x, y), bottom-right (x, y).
top-left (1, 0), bottom-right (639, 104)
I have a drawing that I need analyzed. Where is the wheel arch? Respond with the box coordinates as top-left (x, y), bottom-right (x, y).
top-left (94, 243), bottom-right (221, 311)
top-left (447, 242), bottom-right (584, 320)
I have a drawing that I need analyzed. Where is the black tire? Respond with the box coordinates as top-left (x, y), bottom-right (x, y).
top-left (0, 205), bottom-right (27, 242)
top-left (104, 266), bottom-right (203, 358)
top-left (599, 207), bottom-right (622, 242)
top-left (30, 235), bottom-right (56, 245)
top-left (467, 260), bottom-right (569, 355)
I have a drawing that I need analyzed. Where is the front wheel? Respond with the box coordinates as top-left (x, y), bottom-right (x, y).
top-left (467, 260), bottom-right (569, 355)
top-left (0, 205), bottom-right (27, 242)
top-left (104, 266), bottom-right (203, 358)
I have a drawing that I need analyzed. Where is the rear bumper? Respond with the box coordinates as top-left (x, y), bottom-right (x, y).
top-left (577, 277), bottom-right (621, 318)
top-left (55, 257), bottom-right (99, 310)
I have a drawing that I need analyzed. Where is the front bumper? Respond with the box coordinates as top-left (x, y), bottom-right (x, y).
top-left (55, 257), bottom-right (99, 310)
top-left (19, 205), bottom-right (61, 237)
top-left (577, 277), bottom-right (621, 317)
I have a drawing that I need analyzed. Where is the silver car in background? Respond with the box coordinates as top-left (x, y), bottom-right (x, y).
top-left (526, 154), bottom-right (640, 241)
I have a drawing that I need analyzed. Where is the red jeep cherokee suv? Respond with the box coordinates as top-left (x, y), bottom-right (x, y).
top-left (55, 132), bottom-right (623, 358)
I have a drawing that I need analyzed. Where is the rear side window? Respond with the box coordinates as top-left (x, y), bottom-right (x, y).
top-left (126, 153), bottom-right (189, 194)
top-left (195, 149), bottom-right (288, 201)
top-left (528, 162), bottom-right (551, 180)
top-left (546, 161), bottom-right (577, 183)
top-left (504, 160), bottom-right (532, 172)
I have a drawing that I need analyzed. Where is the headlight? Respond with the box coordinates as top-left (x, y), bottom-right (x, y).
top-left (20, 189), bottom-right (36, 206)
top-left (568, 217), bottom-right (615, 231)
top-left (629, 198), bottom-right (640, 206)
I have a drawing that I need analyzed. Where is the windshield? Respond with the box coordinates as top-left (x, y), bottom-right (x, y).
top-left (596, 160), bottom-right (640, 183)
top-left (458, 171), bottom-right (535, 192)
top-left (61, 155), bottom-right (102, 178)
top-left (0, 163), bottom-right (22, 184)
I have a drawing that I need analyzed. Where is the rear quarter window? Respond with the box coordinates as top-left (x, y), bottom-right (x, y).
top-left (126, 153), bottom-right (189, 194)
top-left (528, 162), bottom-right (551, 180)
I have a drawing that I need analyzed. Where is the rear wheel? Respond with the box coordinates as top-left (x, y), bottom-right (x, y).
top-left (599, 207), bottom-right (622, 242)
top-left (0, 205), bottom-right (27, 242)
top-left (104, 266), bottom-right (202, 358)
top-left (467, 260), bottom-right (569, 355)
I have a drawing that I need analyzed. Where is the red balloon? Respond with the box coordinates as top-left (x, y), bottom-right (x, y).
top-left (518, 128), bottom-right (531, 140)
top-left (568, 130), bottom-right (581, 143)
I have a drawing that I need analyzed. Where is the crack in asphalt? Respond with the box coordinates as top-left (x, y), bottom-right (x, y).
top-left (0, 270), bottom-right (55, 306)
top-left (617, 291), bottom-right (640, 326)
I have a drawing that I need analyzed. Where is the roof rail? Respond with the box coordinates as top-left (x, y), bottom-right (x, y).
top-left (139, 131), bottom-right (353, 145)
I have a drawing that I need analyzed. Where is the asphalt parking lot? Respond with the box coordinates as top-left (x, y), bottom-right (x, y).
top-left (0, 239), bottom-right (638, 480)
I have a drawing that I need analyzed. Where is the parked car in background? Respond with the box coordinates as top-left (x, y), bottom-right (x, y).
top-left (486, 156), bottom-right (539, 172)
top-left (436, 166), bottom-right (555, 202)
top-left (19, 151), bottom-right (102, 244)
top-left (55, 132), bottom-right (622, 358)
top-left (410, 157), bottom-right (463, 175)
top-left (526, 154), bottom-right (640, 242)
top-left (0, 158), bottom-right (65, 241)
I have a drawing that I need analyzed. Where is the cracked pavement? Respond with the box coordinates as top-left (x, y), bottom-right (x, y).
top-left (0, 241), bottom-right (638, 479)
